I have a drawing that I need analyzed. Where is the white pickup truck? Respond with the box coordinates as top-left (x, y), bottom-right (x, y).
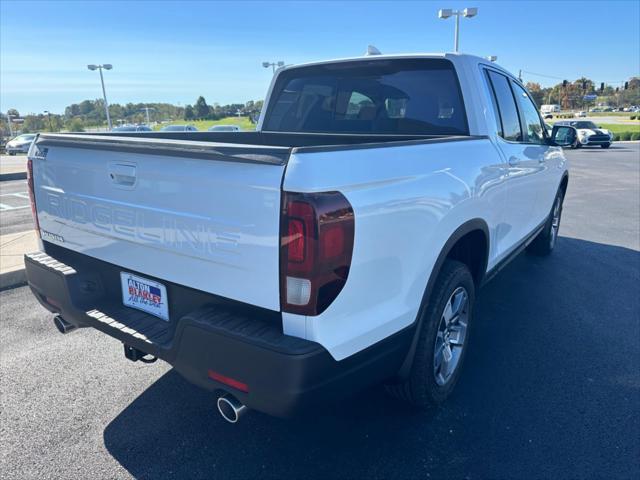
top-left (25, 53), bottom-right (574, 422)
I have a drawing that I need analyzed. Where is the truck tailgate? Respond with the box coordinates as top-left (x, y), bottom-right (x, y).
top-left (31, 134), bottom-right (289, 311)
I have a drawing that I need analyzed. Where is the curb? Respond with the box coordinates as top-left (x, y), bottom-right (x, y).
top-left (0, 172), bottom-right (27, 182)
top-left (0, 268), bottom-right (27, 291)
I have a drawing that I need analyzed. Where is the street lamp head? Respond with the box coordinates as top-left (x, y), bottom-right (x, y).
top-left (262, 62), bottom-right (270, 68)
top-left (463, 7), bottom-right (478, 17)
top-left (87, 64), bottom-right (98, 71)
top-left (102, 64), bottom-right (113, 70)
top-left (277, 61), bottom-right (285, 67)
top-left (438, 8), bottom-right (453, 19)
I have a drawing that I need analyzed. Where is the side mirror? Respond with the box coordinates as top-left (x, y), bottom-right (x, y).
top-left (550, 125), bottom-right (577, 147)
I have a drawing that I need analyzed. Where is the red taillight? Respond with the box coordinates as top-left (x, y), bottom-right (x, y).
top-left (26, 159), bottom-right (41, 237)
top-left (280, 191), bottom-right (354, 316)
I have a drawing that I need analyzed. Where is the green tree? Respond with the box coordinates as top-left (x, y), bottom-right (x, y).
top-left (525, 82), bottom-right (544, 106)
top-left (67, 118), bottom-right (85, 132)
top-left (195, 96), bottom-right (209, 119)
top-left (184, 105), bottom-right (195, 120)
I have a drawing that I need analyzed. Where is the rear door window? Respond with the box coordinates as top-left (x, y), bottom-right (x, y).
top-left (486, 70), bottom-right (523, 142)
top-left (263, 59), bottom-right (469, 135)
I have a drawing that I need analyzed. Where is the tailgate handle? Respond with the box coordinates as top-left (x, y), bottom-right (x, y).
top-left (109, 163), bottom-right (137, 186)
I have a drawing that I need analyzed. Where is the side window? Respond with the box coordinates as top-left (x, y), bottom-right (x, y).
top-left (483, 70), bottom-right (502, 136)
top-left (486, 70), bottom-right (522, 142)
top-left (512, 82), bottom-right (545, 144)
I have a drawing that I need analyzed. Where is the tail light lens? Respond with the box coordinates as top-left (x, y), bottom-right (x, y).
top-left (280, 191), bottom-right (354, 316)
top-left (26, 159), bottom-right (41, 237)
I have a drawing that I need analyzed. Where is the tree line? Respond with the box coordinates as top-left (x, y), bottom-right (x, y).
top-left (1, 97), bottom-right (264, 136)
top-left (525, 76), bottom-right (639, 110)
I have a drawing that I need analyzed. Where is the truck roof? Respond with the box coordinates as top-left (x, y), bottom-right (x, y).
top-left (279, 51), bottom-right (505, 71)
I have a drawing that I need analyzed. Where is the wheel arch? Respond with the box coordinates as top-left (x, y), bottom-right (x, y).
top-left (559, 171), bottom-right (569, 196)
top-left (396, 218), bottom-right (490, 379)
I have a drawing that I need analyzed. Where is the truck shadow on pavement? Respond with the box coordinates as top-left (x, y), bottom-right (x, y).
top-left (103, 236), bottom-right (640, 479)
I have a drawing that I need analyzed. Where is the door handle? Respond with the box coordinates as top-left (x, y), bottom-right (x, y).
top-left (109, 163), bottom-right (137, 187)
top-left (508, 156), bottom-right (520, 166)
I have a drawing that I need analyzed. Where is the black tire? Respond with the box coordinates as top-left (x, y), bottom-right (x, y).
top-left (601, 143), bottom-right (611, 149)
top-left (386, 260), bottom-right (475, 408)
top-left (527, 188), bottom-right (565, 256)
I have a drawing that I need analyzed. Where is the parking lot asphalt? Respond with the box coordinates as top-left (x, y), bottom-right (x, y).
top-left (0, 179), bottom-right (31, 235)
top-left (0, 155), bottom-right (27, 180)
top-left (1, 144), bottom-right (638, 479)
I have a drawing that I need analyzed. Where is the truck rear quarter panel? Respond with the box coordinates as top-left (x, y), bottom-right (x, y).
top-left (282, 138), bottom-right (506, 360)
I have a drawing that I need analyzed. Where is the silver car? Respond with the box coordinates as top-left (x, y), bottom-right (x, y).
top-left (208, 125), bottom-right (241, 132)
top-left (5, 134), bottom-right (37, 155)
top-left (160, 125), bottom-right (198, 132)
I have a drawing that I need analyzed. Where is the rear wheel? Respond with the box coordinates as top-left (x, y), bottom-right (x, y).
top-left (527, 188), bottom-right (564, 256)
top-left (601, 143), bottom-right (611, 149)
top-left (386, 260), bottom-right (475, 408)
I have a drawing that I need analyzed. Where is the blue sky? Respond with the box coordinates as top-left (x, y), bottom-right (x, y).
top-left (2, 0), bottom-right (639, 114)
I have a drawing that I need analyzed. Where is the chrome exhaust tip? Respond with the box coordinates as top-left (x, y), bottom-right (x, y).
top-left (217, 393), bottom-right (247, 424)
top-left (53, 315), bottom-right (77, 334)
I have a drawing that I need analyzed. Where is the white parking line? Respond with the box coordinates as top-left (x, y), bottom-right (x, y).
top-left (0, 204), bottom-right (30, 211)
top-left (0, 191), bottom-right (31, 211)
top-left (0, 191), bottom-right (29, 197)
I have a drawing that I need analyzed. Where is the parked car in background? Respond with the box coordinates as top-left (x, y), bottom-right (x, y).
top-left (543, 113), bottom-right (553, 119)
top-left (160, 124), bottom-right (198, 132)
top-left (540, 104), bottom-right (561, 114)
top-left (5, 133), bottom-right (37, 155)
top-left (112, 125), bottom-right (153, 132)
top-left (555, 120), bottom-right (613, 148)
top-left (576, 111), bottom-right (587, 117)
top-left (25, 53), bottom-right (573, 422)
top-left (208, 125), bottom-right (241, 132)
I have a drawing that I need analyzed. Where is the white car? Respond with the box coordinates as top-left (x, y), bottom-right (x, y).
top-left (25, 53), bottom-right (571, 422)
top-left (208, 125), bottom-right (241, 132)
top-left (556, 120), bottom-right (613, 148)
top-left (576, 111), bottom-right (587, 117)
top-left (5, 134), bottom-right (36, 155)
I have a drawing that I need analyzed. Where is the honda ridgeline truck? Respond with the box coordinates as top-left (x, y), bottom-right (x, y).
top-left (25, 53), bottom-right (574, 422)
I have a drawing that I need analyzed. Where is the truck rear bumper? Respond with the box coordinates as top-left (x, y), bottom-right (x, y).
top-left (25, 244), bottom-right (413, 418)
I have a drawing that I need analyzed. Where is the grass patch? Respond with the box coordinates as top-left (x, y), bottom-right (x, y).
top-left (586, 112), bottom-right (634, 117)
top-left (153, 116), bottom-right (255, 132)
top-left (598, 123), bottom-right (640, 135)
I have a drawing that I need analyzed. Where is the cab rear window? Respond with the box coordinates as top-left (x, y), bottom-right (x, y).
top-left (263, 59), bottom-right (469, 135)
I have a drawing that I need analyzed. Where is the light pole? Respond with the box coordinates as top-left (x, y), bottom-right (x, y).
top-left (87, 64), bottom-right (113, 130)
top-left (262, 61), bottom-right (284, 74)
top-left (43, 110), bottom-right (54, 131)
top-left (6, 114), bottom-right (14, 137)
top-left (438, 7), bottom-right (478, 52)
top-left (139, 107), bottom-right (155, 126)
